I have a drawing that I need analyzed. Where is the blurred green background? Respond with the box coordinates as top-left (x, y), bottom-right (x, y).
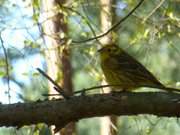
top-left (0, 0), bottom-right (179, 134)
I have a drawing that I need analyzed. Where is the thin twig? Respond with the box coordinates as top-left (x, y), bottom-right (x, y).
top-left (72, 0), bottom-right (145, 43)
top-left (74, 84), bottom-right (114, 94)
top-left (0, 32), bottom-right (11, 103)
top-left (60, 5), bottom-right (101, 44)
top-left (43, 84), bottom-right (119, 96)
top-left (143, 0), bottom-right (165, 23)
top-left (42, 83), bottom-right (180, 97)
top-left (36, 68), bottom-right (69, 99)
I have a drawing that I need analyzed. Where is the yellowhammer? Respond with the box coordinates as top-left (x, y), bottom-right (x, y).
top-left (99, 44), bottom-right (179, 92)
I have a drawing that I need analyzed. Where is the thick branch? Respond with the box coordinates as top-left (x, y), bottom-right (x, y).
top-left (0, 92), bottom-right (180, 130)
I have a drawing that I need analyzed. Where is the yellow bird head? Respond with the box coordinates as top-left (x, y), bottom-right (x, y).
top-left (98, 44), bottom-right (120, 61)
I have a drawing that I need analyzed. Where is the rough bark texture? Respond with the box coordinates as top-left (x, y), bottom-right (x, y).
top-left (1, 92), bottom-right (180, 132)
top-left (42, 0), bottom-right (75, 134)
top-left (100, 0), bottom-right (117, 134)
top-left (60, 40), bottom-right (74, 135)
top-left (42, 0), bottom-right (61, 95)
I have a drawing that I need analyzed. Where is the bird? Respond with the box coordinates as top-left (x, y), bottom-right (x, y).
top-left (98, 44), bottom-right (179, 92)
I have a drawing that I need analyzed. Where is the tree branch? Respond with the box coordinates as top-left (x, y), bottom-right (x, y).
top-left (1, 92), bottom-right (180, 132)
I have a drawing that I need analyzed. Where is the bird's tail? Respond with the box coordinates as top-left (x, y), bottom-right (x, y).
top-left (142, 85), bottom-right (180, 93)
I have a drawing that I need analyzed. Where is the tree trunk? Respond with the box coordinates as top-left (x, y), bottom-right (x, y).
top-left (100, 0), bottom-right (118, 135)
top-left (42, 0), bottom-right (75, 134)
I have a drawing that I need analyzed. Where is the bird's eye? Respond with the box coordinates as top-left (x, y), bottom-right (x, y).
top-left (107, 48), bottom-right (111, 52)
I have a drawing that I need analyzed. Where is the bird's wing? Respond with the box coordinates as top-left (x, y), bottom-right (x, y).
top-left (111, 51), bottom-right (163, 86)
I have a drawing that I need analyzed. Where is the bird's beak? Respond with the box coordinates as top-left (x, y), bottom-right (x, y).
top-left (98, 48), bottom-right (103, 52)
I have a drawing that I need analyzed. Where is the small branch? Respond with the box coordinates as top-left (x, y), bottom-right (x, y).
top-left (143, 0), bottom-right (165, 23)
top-left (36, 68), bottom-right (69, 99)
top-left (72, 0), bottom-right (145, 43)
top-left (43, 84), bottom-right (115, 96)
top-left (42, 84), bottom-right (180, 97)
top-left (0, 31), bottom-right (11, 103)
top-left (60, 5), bottom-right (101, 44)
top-left (1, 92), bottom-right (180, 133)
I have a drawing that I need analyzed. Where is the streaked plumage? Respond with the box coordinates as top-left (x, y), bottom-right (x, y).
top-left (99, 44), bottom-right (179, 92)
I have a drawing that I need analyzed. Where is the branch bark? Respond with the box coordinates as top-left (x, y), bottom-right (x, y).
top-left (0, 92), bottom-right (180, 131)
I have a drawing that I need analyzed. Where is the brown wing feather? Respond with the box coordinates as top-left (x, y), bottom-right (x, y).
top-left (112, 50), bottom-right (163, 87)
